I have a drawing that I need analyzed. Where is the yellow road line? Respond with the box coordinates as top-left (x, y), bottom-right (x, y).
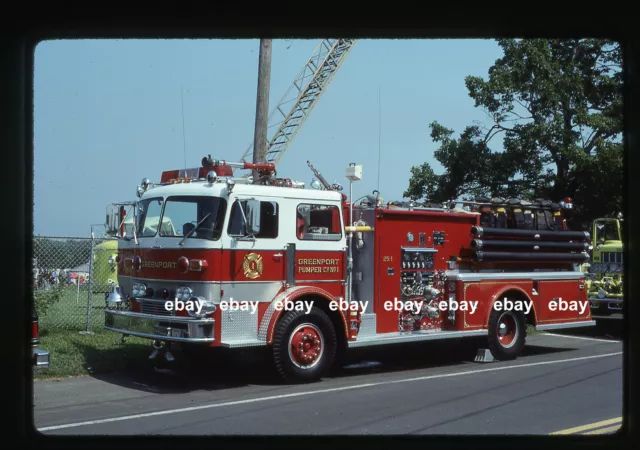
top-left (549, 417), bottom-right (622, 435)
top-left (582, 424), bottom-right (621, 435)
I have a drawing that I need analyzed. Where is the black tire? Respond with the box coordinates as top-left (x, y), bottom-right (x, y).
top-left (272, 306), bottom-right (337, 383)
top-left (487, 302), bottom-right (527, 360)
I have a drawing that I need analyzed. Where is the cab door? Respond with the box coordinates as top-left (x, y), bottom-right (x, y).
top-left (221, 196), bottom-right (285, 304)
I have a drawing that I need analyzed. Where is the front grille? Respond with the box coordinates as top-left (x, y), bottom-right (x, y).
top-left (601, 252), bottom-right (623, 264)
top-left (138, 299), bottom-right (175, 316)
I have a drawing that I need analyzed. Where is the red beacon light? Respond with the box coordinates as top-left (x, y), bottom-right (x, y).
top-left (160, 166), bottom-right (233, 184)
top-left (177, 256), bottom-right (189, 274)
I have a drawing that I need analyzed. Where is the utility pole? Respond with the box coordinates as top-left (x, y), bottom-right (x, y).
top-left (252, 38), bottom-right (272, 183)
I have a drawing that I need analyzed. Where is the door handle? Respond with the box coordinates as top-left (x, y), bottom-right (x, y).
top-left (273, 253), bottom-right (282, 261)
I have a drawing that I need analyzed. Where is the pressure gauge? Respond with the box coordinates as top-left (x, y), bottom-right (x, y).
top-left (407, 232), bottom-right (414, 243)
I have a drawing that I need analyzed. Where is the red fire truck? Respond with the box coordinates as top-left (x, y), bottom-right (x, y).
top-left (104, 156), bottom-right (594, 383)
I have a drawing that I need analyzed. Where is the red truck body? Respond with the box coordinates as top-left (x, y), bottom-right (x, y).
top-left (104, 158), bottom-right (593, 382)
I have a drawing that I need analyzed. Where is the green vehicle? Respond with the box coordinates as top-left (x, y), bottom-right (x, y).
top-left (583, 216), bottom-right (624, 318)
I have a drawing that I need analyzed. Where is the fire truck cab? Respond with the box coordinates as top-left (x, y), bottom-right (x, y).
top-left (104, 157), bottom-right (595, 383)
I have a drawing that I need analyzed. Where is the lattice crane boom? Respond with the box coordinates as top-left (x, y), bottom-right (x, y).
top-left (240, 38), bottom-right (357, 168)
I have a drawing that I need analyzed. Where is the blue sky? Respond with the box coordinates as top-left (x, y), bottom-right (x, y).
top-left (34, 38), bottom-right (504, 237)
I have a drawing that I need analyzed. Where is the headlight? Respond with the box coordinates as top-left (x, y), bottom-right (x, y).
top-left (176, 286), bottom-right (193, 301)
top-left (131, 283), bottom-right (147, 297)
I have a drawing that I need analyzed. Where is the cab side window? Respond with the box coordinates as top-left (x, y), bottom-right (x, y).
top-left (227, 200), bottom-right (279, 238)
top-left (296, 204), bottom-right (342, 241)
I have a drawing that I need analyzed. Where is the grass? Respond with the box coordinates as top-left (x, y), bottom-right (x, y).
top-left (527, 324), bottom-right (545, 336)
top-left (37, 285), bottom-right (107, 332)
top-left (33, 328), bottom-right (155, 380)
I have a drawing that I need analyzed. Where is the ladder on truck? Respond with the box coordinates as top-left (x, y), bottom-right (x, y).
top-left (239, 39), bottom-right (356, 170)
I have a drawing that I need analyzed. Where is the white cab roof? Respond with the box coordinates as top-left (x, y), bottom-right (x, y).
top-left (140, 180), bottom-right (344, 203)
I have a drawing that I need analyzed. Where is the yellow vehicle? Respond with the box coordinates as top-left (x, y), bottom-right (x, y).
top-left (583, 216), bottom-right (624, 317)
top-left (92, 239), bottom-right (118, 294)
top-left (93, 215), bottom-right (176, 295)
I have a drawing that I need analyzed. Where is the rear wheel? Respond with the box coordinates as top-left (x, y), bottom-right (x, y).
top-left (487, 305), bottom-right (526, 360)
top-left (272, 306), bottom-right (337, 383)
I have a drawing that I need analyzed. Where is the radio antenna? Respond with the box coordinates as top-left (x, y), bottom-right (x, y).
top-left (181, 84), bottom-right (187, 170)
top-left (377, 85), bottom-right (381, 192)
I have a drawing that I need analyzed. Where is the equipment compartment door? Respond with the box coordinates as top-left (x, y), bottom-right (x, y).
top-left (536, 279), bottom-right (590, 323)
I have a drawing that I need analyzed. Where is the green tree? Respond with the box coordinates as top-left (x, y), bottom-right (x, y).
top-left (405, 39), bottom-right (622, 230)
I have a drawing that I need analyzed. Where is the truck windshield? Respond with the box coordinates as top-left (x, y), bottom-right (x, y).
top-left (595, 221), bottom-right (620, 243)
top-left (158, 195), bottom-right (227, 240)
top-left (136, 198), bottom-right (166, 237)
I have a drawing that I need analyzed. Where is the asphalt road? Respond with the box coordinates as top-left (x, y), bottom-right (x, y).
top-left (33, 328), bottom-right (623, 435)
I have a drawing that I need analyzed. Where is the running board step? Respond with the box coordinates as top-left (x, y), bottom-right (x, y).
top-left (348, 329), bottom-right (487, 348)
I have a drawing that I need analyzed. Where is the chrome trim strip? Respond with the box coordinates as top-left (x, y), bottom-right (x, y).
top-left (535, 320), bottom-right (596, 331)
top-left (121, 276), bottom-right (344, 284)
top-left (296, 279), bottom-right (345, 283)
top-left (104, 327), bottom-right (214, 343)
top-left (348, 329), bottom-right (487, 348)
top-left (105, 309), bottom-right (214, 323)
top-left (220, 340), bottom-right (269, 348)
top-left (133, 297), bottom-right (180, 304)
top-left (119, 276), bottom-right (219, 284)
top-left (401, 247), bottom-right (438, 252)
top-left (118, 248), bottom-right (346, 253)
top-left (446, 271), bottom-right (585, 282)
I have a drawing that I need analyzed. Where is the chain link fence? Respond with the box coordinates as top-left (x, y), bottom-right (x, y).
top-left (33, 226), bottom-right (118, 333)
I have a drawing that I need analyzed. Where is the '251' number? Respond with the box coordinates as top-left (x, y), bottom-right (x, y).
top-left (382, 256), bottom-right (393, 262)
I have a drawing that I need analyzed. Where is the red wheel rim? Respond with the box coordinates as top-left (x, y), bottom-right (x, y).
top-left (288, 323), bottom-right (324, 369)
top-left (497, 311), bottom-right (518, 348)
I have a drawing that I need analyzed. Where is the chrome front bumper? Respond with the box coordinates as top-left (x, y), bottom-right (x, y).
top-left (589, 298), bottom-right (624, 311)
top-left (33, 348), bottom-right (50, 369)
top-left (104, 309), bottom-right (215, 342)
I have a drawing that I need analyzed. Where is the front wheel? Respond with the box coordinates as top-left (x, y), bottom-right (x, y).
top-left (487, 306), bottom-right (526, 360)
top-left (272, 306), bottom-right (337, 383)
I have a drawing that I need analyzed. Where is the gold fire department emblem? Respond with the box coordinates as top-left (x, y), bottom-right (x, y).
top-left (242, 253), bottom-right (263, 279)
